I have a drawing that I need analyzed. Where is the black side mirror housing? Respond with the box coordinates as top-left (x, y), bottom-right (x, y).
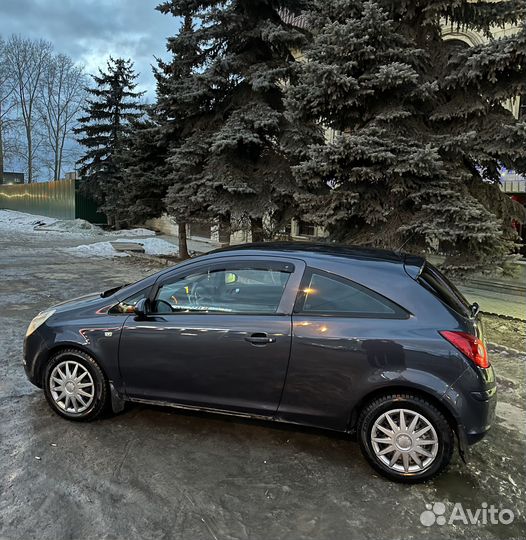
top-left (134, 298), bottom-right (149, 318)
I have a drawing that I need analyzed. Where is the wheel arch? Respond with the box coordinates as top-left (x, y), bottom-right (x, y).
top-left (35, 343), bottom-right (108, 387)
top-left (348, 385), bottom-right (461, 442)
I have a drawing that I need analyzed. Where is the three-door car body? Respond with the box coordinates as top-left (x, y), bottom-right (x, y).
top-left (23, 243), bottom-right (497, 482)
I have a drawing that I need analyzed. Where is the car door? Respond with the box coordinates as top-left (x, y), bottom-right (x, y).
top-left (277, 267), bottom-right (410, 430)
top-left (118, 256), bottom-right (305, 416)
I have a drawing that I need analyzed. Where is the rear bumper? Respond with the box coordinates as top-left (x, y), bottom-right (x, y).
top-left (443, 366), bottom-right (497, 449)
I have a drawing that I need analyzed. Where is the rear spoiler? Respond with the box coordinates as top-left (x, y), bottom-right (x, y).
top-left (403, 255), bottom-right (426, 280)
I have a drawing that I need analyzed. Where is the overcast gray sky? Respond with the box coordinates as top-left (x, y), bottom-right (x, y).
top-left (0, 0), bottom-right (178, 100)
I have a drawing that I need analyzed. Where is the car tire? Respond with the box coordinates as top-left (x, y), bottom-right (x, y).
top-left (358, 393), bottom-right (454, 483)
top-left (43, 349), bottom-right (108, 422)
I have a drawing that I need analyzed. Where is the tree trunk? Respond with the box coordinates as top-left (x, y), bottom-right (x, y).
top-left (54, 134), bottom-right (60, 181)
top-left (26, 125), bottom-right (32, 183)
top-left (251, 217), bottom-right (265, 243)
top-left (178, 221), bottom-right (190, 260)
top-left (106, 214), bottom-right (116, 228)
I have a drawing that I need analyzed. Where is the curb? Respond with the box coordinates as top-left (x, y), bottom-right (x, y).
top-left (481, 311), bottom-right (526, 324)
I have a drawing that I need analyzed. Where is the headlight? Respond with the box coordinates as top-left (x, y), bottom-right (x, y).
top-left (26, 309), bottom-right (56, 337)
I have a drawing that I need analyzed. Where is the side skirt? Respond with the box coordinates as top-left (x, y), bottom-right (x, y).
top-left (123, 396), bottom-right (351, 436)
top-left (127, 396), bottom-right (274, 422)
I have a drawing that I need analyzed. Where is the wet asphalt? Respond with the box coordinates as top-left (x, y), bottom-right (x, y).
top-left (0, 225), bottom-right (525, 540)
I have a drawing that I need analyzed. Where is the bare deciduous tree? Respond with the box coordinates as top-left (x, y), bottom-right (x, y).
top-left (38, 54), bottom-right (87, 181)
top-left (0, 37), bottom-right (18, 180)
top-left (5, 35), bottom-right (52, 183)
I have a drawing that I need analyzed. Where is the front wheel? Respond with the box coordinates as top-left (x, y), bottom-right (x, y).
top-left (358, 394), bottom-right (454, 483)
top-left (43, 349), bottom-right (108, 421)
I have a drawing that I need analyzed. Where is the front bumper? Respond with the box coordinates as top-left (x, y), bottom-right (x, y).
top-left (23, 328), bottom-right (49, 388)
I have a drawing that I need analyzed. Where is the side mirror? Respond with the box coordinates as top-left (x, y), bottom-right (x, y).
top-left (134, 298), bottom-right (149, 318)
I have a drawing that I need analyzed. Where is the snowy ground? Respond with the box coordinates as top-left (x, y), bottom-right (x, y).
top-left (0, 210), bottom-right (181, 258)
top-left (0, 209), bottom-right (525, 539)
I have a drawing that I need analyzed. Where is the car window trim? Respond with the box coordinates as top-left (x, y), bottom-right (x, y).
top-left (293, 267), bottom-right (410, 320)
top-left (418, 263), bottom-right (471, 318)
top-left (108, 286), bottom-right (153, 315)
top-left (148, 256), bottom-right (306, 317)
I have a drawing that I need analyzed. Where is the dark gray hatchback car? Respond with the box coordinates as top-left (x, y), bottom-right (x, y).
top-left (24, 243), bottom-right (496, 482)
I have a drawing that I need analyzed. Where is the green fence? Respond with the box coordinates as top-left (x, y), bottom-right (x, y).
top-left (0, 179), bottom-right (105, 224)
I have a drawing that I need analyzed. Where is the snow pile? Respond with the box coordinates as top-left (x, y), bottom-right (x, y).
top-left (32, 219), bottom-right (156, 238)
top-left (112, 228), bottom-right (156, 238)
top-left (36, 219), bottom-right (105, 235)
top-left (65, 242), bottom-right (130, 258)
top-left (1, 209), bottom-right (178, 259)
top-left (64, 237), bottom-right (179, 259)
top-left (139, 238), bottom-right (178, 256)
top-left (1, 210), bottom-right (158, 239)
top-left (0, 210), bottom-right (55, 232)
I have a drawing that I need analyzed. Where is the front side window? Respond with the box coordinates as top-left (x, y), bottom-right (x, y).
top-left (297, 270), bottom-right (408, 318)
top-left (152, 263), bottom-right (293, 315)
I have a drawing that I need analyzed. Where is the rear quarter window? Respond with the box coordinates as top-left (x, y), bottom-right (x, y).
top-left (296, 269), bottom-right (409, 319)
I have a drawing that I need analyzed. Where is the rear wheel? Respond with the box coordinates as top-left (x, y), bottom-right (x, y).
top-left (43, 349), bottom-right (108, 421)
top-left (358, 394), bottom-right (454, 483)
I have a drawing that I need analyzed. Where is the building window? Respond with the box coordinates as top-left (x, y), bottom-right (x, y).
top-left (298, 221), bottom-right (316, 237)
top-left (520, 95), bottom-right (526, 120)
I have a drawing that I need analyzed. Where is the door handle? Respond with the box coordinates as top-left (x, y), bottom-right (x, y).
top-left (245, 333), bottom-right (276, 345)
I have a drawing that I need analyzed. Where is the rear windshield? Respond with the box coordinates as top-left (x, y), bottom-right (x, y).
top-left (418, 263), bottom-right (472, 317)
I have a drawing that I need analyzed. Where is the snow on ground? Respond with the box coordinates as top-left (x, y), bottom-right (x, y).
top-left (0, 210), bottom-right (56, 232)
top-left (112, 228), bottom-right (156, 238)
top-left (37, 219), bottom-right (105, 235)
top-left (1, 209), bottom-right (185, 259)
top-left (65, 242), bottom-right (130, 258)
top-left (0, 210), bottom-right (156, 239)
top-left (64, 237), bottom-right (179, 259)
top-left (139, 237), bottom-right (178, 256)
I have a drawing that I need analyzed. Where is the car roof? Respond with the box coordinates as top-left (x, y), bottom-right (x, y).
top-left (210, 242), bottom-right (410, 264)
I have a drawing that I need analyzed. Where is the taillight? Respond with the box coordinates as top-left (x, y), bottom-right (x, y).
top-left (440, 331), bottom-right (489, 369)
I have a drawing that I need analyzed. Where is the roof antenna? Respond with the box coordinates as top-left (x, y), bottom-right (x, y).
top-left (395, 230), bottom-right (419, 254)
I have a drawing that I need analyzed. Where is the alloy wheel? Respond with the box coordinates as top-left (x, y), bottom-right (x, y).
top-left (49, 360), bottom-right (95, 414)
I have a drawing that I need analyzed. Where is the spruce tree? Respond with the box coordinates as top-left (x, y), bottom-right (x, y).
top-left (286, 0), bottom-right (526, 271)
top-left (117, 15), bottom-right (201, 259)
top-left (112, 115), bottom-right (170, 227)
top-left (148, 14), bottom-right (203, 258)
top-left (156, 0), bottom-right (317, 241)
top-left (75, 57), bottom-right (144, 226)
